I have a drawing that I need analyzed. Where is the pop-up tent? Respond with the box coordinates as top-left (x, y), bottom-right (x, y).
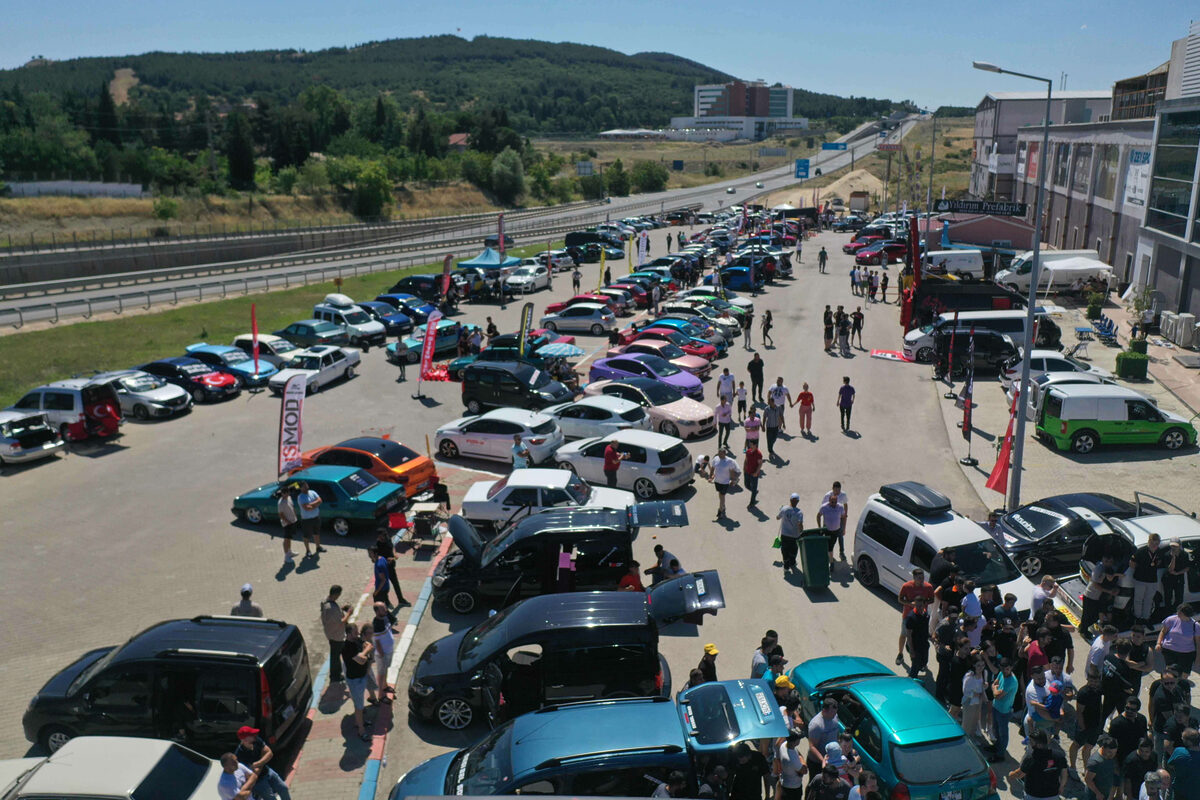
top-left (457, 248), bottom-right (522, 270)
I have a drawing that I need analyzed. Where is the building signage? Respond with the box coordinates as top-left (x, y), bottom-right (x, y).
top-left (988, 153), bottom-right (1016, 174)
top-left (877, 143), bottom-right (901, 152)
top-left (794, 159), bottom-right (809, 179)
top-left (576, 161), bottom-right (594, 176)
top-left (1123, 149), bottom-right (1151, 207)
top-left (1026, 143), bottom-right (1040, 183)
top-left (934, 199), bottom-right (1028, 216)
top-left (821, 142), bottom-right (848, 151)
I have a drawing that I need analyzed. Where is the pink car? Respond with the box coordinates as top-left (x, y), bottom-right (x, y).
top-left (584, 378), bottom-right (715, 440)
top-left (606, 340), bottom-right (711, 379)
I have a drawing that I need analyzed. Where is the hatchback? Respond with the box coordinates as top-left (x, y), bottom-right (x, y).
top-left (543, 395), bottom-right (652, 439)
top-left (435, 408), bottom-right (564, 464)
top-left (541, 302), bottom-right (616, 335)
top-left (555, 429), bottom-right (694, 500)
top-left (590, 354), bottom-right (704, 400)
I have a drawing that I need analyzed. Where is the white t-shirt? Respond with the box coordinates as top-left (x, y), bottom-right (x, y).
top-left (817, 503), bottom-right (845, 531)
top-left (777, 742), bottom-right (806, 789)
top-left (711, 456), bottom-right (738, 484)
top-left (1087, 637), bottom-right (1111, 671)
top-left (715, 403), bottom-right (733, 423)
top-left (736, 387), bottom-right (747, 402)
top-left (961, 592), bottom-right (982, 619)
top-left (218, 765), bottom-right (255, 800)
top-left (768, 385), bottom-right (790, 405)
top-left (822, 490), bottom-right (848, 509)
top-left (717, 374), bottom-right (735, 396)
top-left (1024, 680), bottom-right (1050, 718)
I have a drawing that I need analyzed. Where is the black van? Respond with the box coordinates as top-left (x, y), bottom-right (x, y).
top-left (433, 502), bottom-right (691, 613)
top-left (23, 616), bottom-right (312, 756)
top-left (933, 329), bottom-right (1020, 377)
top-left (388, 273), bottom-right (443, 302)
top-left (461, 362), bottom-right (573, 414)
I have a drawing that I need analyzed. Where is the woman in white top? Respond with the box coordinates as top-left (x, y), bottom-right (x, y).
top-left (774, 731), bottom-right (807, 800)
top-left (961, 658), bottom-right (987, 743)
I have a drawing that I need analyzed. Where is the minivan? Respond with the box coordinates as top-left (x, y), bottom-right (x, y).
top-left (925, 249), bottom-right (985, 279)
top-left (23, 616), bottom-right (312, 756)
top-left (1035, 384), bottom-right (1198, 454)
top-left (7, 378), bottom-right (124, 442)
top-left (461, 362), bottom-right (573, 414)
top-left (994, 249), bottom-right (1102, 291)
top-left (312, 293), bottom-right (386, 351)
top-left (902, 308), bottom-right (1063, 362)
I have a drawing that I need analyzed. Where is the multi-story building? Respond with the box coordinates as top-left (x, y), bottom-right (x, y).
top-left (692, 81), bottom-right (794, 119)
top-left (1113, 64), bottom-right (1169, 121)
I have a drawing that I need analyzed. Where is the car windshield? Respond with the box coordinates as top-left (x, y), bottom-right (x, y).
top-left (293, 355), bottom-right (322, 371)
top-left (1002, 505), bottom-right (1070, 540)
top-left (954, 538), bottom-right (1022, 585)
top-left (513, 267), bottom-right (537, 277)
top-left (344, 311), bottom-right (371, 325)
top-left (640, 355), bottom-right (679, 376)
top-left (458, 603), bottom-right (519, 663)
top-left (891, 737), bottom-right (985, 785)
top-left (378, 442), bottom-right (421, 468)
top-left (1065, 355), bottom-right (1091, 371)
top-left (271, 339), bottom-right (300, 354)
top-left (658, 343), bottom-right (686, 359)
top-left (447, 724), bottom-right (515, 795)
top-left (177, 362), bottom-right (210, 375)
top-left (130, 743), bottom-right (212, 800)
top-left (641, 381), bottom-right (684, 405)
top-left (313, 322), bottom-right (341, 333)
top-left (486, 476), bottom-right (511, 500)
top-left (565, 477), bottom-right (591, 504)
top-left (119, 374), bottom-right (167, 392)
top-left (336, 470), bottom-right (381, 497)
top-left (680, 682), bottom-right (740, 745)
top-left (222, 349), bottom-right (251, 364)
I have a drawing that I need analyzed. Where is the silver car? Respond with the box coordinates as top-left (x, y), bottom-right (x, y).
top-left (0, 410), bottom-right (66, 465)
top-left (95, 370), bottom-right (193, 420)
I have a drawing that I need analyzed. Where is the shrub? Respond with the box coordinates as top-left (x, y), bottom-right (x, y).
top-left (1129, 338), bottom-right (1148, 355)
top-left (1115, 350), bottom-right (1149, 380)
top-left (630, 160), bottom-right (669, 193)
top-left (1085, 291), bottom-right (1105, 321)
top-left (152, 197), bottom-right (179, 220)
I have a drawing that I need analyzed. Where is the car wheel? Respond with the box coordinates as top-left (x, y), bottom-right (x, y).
top-left (435, 696), bottom-right (475, 730)
top-left (132, 404), bottom-right (149, 420)
top-left (438, 440), bottom-right (460, 459)
top-left (466, 399), bottom-right (482, 415)
top-left (544, 321), bottom-right (557, 332)
top-left (245, 507), bottom-right (265, 525)
top-left (633, 478), bottom-right (658, 499)
top-left (449, 590), bottom-right (476, 614)
top-left (1015, 554), bottom-right (1044, 578)
top-left (558, 461), bottom-right (577, 473)
top-left (1071, 430), bottom-right (1098, 454)
top-left (856, 555), bottom-right (879, 588)
top-left (1162, 428), bottom-right (1188, 450)
top-left (659, 420), bottom-right (679, 437)
top-left (406, 350), bottom-right (420, 364)
top-left (40, 725), bottom-right (74, 753)
top-left (590, 324), bottom-right (604, 335)
top-left (331, 517), bottom-right (352, 537)
top-left (192, 388), bottom-right (206, 403)
top-left (344, 366), bottom-right (355, 381)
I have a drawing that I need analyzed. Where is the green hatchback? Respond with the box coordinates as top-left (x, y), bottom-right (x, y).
top-left (231, 465), bottom-right (406, 537)
top-left (1035, 384), bottom-right (1197, 454)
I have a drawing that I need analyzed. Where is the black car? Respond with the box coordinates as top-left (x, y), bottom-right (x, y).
top-left (998, 493), bottom-right (1141, 578)
top-left (388, 274), bottom-right (443, 302)
top-left (434, 502), bottom-right (691, 613)
top-left (23, 616), bottom-right (312, 756)
top-left (933, 329), bottom-right (1019, 377)
top-left (484, 233), bottom-right (514, 249)
top-left (138, 357), bottom-right (242, 403)
top-left (410, 583), bottom-right (722, 730)
top-left (461, 362), bottom-right (573, 415)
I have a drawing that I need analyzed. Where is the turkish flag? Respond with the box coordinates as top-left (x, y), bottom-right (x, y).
top-left (986, 387), bottom-right (1020, 494)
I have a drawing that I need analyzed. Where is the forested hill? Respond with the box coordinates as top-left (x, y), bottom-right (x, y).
top-left (0, 35), bottom-right (907, 132)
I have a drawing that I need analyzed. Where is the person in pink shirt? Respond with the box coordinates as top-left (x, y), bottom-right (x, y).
top-left (1157, 603), bottom-right (1200, 675)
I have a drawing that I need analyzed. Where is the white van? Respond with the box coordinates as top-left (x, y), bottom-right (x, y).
top-left (994, 250), bottom-right (1109, 292)
top-left (312, 293), bottom-right (386, 351)
top-left (902, 307), bottom-right (1065, 362)
top-left (925, 249), bottom-right (985, 279)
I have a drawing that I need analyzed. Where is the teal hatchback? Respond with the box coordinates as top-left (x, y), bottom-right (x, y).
top-left (789, 656), bottom-right (998, 800)
top-left (231, 465), bottom-right (406, 537)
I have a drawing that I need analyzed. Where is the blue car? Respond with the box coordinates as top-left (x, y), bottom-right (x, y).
top-left (358, 300), bottom-right (414, 336)
top-left (231, 465), bottom-right (406, 537)
top-left (391, 679), bottom-right (786, 799)
top-left (387, 319), bottom-right (480, 365)
top-left (651, 316), bottom-right (729, 352)
top-left (375, 293), bottom-right (436, 324)
top-left (184, 343), bottom-right (278, 387)
top-left (789, 656), bottom-right (999, 800)
top-left (702, 266), bottom-right (764, 293)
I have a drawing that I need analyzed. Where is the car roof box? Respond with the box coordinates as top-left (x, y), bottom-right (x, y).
top-left (324, 293), bottom-right (355, 307)
top-left (879, 481), bottom-right (952, 517)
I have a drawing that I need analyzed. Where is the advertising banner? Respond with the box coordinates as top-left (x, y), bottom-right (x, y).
top-left (419, 310), bottom-right (444, 381)
top-left (517, 302), bottom-right (534, 356)
top-left (277, 376), bottom-right (306, 475)
top-left (440, 253), bottom-right (453, 298)
top-left (250, 303), bottom-right (260, 377)
top-left (498, 213), bottom-right (506, 254)
top-left (1124, 149), bottom-right (1152, 207)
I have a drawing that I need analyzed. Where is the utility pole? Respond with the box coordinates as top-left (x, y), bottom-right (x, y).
top-left (883, 152), bottom-right (892, 212)
top-left (205, 102), bottom-right (218, 182)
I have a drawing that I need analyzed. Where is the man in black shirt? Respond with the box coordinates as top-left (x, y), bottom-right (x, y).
top-left (1123, 738), bottom-right (1158, 800)
top-left (933, 606), bottom-right (961, 704)
top-left (1043, 612), bottom-right (1076, 673)
top-left (1107, 699), bottom-right (1149, 782)
top-left (729, 743), bottom-right (770, 800)
top-left (905, 598), bottom-right (932, 679)
top-left (746, 354), bottom-right (765, 403)
top-left (805, 766), bottom-right (849, 800)
top-left (1161, 703), bottom-right (1199, 757)
top-left (929, 547), bottom-right (958, 588)
top-left (1102, 640), bottom-right (1141, 721)
top-left (1149, 669), bottom-right (1191, 737)
top-left (1163, 540), bottom-right (1190, 613)
top-left (234, 725), bottom-right (292, 800)
top-left (1071, 672), bottom-right (1106, 773)
top-left (1010, 729), bottom-right (1067, 800)
top-left (1130, 534), bottom-right (1165, 625)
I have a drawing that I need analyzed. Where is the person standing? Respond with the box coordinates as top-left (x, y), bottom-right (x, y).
top-left (368, 546), bottom-right (392, 612)
top-left (1164, 540), bottom-right (1190, 616)
top-left (823, 306), bottom-right (835, 353)
top-left (763, 399), bottom-right (784, 457)
top-left (715, 397), bottom-right (734, 449)
top-left (375, 530), bottom-right (409, 608)
top-left (1084, 736), bottom-right (1119, 800)
top-left (371, 602), bottom-right (399, 702)
top-left (736, 382), bottom-right (748, 421)
top-left (651, 283), bottom-right (661, 315)
top-left (793, 382), bottom-right (815, 437)
top-left (761, 310), bottom-right (774, 348)
top-left (806, 699), bottom-right (842, 777)
top-left (1008, 729), bottom-right (1068, 800)
top-left (1131, 534), bottom-right (1165, 625)
top-left (277, 487), bottom-right (298, 563)
top-left (340, 623), bottom-right (377, 741)
top-left (717, 368), bottom-right (736, 405)
top-left (234, 726), bottom-right (292, 800)
top-left (898, 568), bottom-right (935, 666)
top-left (321, 586), bottom-right (351, 684)
top-left (768, 378), bottom-right (792, 421)
top-left (747, 353), bottom-right (765, 403)
top-left (777, 731), bottom-right (809, 800)
top-left (393, 339), bottom-right (408, 382)
top-left (296, 481), bottom-right (324, 556)
top-left (817, 492), bottom-right (846, 567)
top-left (905, 598), bottom-right (932, 680)
top-left (710, 447), bottom-right (739, 519)
top-left (603, 265), bottom-right (612, 285)
top-left (511, 433), bottom-right (532, 470)
top-left (743, 407), bottom-right (762, 452)
top-left (836, 377), bottom-right (856, 433)
top-left (777, 494), bottom-right (804, 573)
top-left (1157, 604), bottom-right (1200, 675)
top-left (822, 482), bottom-right (849, 561)
top-left (836, 311), bottom-right (851, 357)
top-left (571, 268), bottom-right (582, 292)
top-left (1169, 729), bottom-right (1200, 800)
top-left (1072, 672), bottom-right (1106, 773)
top-left (850, 307), bottom-right (865, 349)
top-left (818, 247), bottom-right (828, 274)
top-left (698, 644), bottom-right (719, 683)
top-left (603, 439), bottom-right (629, 487)
top-left (743, 442), bottom-right (763, 507)
top-left (849, 266), bottom-right (859, 296)
top-left (743, 309), bottom-right (754, 349)
top-left (880, 273), bottom-right (889, 303)
top-left (231, 584), bottom-right (264, 618)
top-left (991, 658), bottom-right (1018, 762)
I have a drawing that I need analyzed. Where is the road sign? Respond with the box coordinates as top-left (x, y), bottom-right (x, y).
top-left (821, 142), bottom-right (848, 151)
top-left (877, 143), bottom-right (901, 152)
top-left (794, 159), bottom-right (809, 179)
top-left (934, 199), bottom-right (1028, 216)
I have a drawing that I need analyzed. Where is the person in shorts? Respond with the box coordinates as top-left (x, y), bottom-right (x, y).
top-left (276, 486), bottom-right (298, 563)
top-left (340, 622), bottom-right (377, 741)
top-left (296, 481), bottom-right (323, 556)
top-left (709, 447), bottom-right (739, 519)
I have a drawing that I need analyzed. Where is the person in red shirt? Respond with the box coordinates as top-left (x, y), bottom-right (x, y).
top-left (897, 568), bottom-right (936, 667)
top-left (743, 443), bottom-right (763, 508)
top-left (618, 562), bottom-right (644, 592)
top-left (791, 382), bottom-right (816, 437)
top-left (603, 442), bottom-right (628, 487)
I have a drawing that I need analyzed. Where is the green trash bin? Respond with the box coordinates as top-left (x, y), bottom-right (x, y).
top-left (798, 529), bottom-right (831, 589)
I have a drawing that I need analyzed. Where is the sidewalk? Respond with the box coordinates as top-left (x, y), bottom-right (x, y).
top-left (1103, 297), bottom-right (1200, 414)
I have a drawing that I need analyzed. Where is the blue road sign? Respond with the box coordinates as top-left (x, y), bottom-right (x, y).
top-left (794, 159), bottom-right (809, 179)
top-left (821, 142), bottom-right (848, 151)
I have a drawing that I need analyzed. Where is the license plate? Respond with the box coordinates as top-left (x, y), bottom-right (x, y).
top-left (696, 577), bottom-right (707, 596)
top-left (941, 791), bottom-right (962, 800)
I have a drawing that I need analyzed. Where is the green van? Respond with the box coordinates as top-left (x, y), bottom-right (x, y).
top-left (1036, 384), bottom-right (1197, 454)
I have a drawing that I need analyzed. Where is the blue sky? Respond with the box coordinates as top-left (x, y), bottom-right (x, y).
top-left (2, 0), bottom-right (1194, 110)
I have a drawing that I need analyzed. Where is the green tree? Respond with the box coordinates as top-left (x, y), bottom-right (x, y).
top-left (296, 159), bottom-right (330, 194)
top-left (94, 82), bottom-right (120, 147)
top-left (604, 158), bottom-right (629, 197)
top-left (351, 160), bottom-right (393, 218)
top-left (490, 146), bottom-right (525, 204)
top-left (630, 160), bottom-right (668, 192)
top-left (579, 173), bottom-right (606, 200)
top-left (299, 85), bottom-right (351, 151)
top-left (275, 165), bottom-right (299, 194)
top-left (224, 111), bottom-right (256, 190)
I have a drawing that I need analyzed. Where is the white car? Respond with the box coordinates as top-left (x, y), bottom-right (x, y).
top-left (675, 286), bottom-right (754, 311)
top-left (267, 345), bottom-right (360, 395)
top-left (1007, 371), bottom-right (1118, 420)
top-left (231, 332), bottom-right (305, 366)
top-left (94, 369), bottom-right (193, 420)
top-left (0, 736), bottom-right (221, 800)
top-left (543, 395), bottom-right (653, 439)
top-left (541, 302), bottom-right (616, 335)
top-left (460, 468), bottom-right (635, 528)
top-left (999, 349), bottom-right (1114, 389)
top-left (555, 429), bottom-right (694, 500)
top-left (505, 264), bottom-right (550, 292)
top-left (537, 250), bottom-right (576, 271)
top-left (435, 408), bottom-right (564, 464)
top-left (0, 410), bottom-right (66, 465)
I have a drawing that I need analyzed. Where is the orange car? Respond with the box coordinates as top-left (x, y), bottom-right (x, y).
top-left (299, 436), bottom-right (438, 498)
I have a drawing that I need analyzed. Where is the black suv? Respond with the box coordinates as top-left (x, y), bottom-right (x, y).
top-left (410, 589), bottom-right (705, 730)
top-left (23, 616), bottom-right (312, 756)
top-left (388, 274), bottom-right (443, 302)
top-left (435, 502), bottom-right (691, 613)
top-left (461, 362), bottom-right (572, 414)
top-left (933, 329), bottom-right (1019, 377)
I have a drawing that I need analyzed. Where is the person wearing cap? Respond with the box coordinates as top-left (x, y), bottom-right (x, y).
top-left (897, 567), bottom-right (934, 667)
top-left (699, 644), bottom-right (719, 683)
top-left (233, 725), bottom-right (290, 800)
top-left (1163, 539), bottom-right (1189, 614)
top-left (773, 674), bottom-right (796, 710)
top-left (823, 741), bottom-right (855, 785)
top-left (777, 494), bottom-right (804, 573)
top-left (231, 584), bottom-right (264, 618)
top-left (218, 753), bottom-right (258, 800)
top-left (776, 730), bottom-right (808, 800)
top-left (806, 697), bottom-right (841, 777)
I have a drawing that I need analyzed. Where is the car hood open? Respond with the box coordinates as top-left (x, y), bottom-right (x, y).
top-left (448, 515), bottom-right (485, 568)
top-left (647, 569), bottom-right (724, 626)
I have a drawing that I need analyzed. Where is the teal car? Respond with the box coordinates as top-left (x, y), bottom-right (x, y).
top-left (387, 319), bottom-right (480, 365)
top-left (446, 348), bottom-right (550, 381)
top-left (231, 466), bottom-right (406, 537)
top-left (789, 656), bottom-right (998, 800)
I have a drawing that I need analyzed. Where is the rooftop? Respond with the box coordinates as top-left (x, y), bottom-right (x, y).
top-left (986, 90), bottom-right (1111, 101)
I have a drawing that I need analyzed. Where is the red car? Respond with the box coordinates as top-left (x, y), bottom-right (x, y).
top-left (544, 293), bottom-right (618, 315)
top-left (627, 326), bottom-right (718, 361)
top-left (855, 241), bottom-right (908, 265)
top-left (609, 282), bottom-right (650, 308)
top-left (842, 235), bottom-right (886, 254)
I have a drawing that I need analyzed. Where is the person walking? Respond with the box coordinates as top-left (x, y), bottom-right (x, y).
top-left (869, 272), bottom-right (879, 303)
top-left (1156, 604), bottom-right (1200, 675)
top-left (234, 725), bottom-right (292, 800)
top-left (851, 307), bottom-right (865, 349)
top-left (817, 492), bottom-right (847, 568)
top-left (371, 602), bottom-right (399, 702)
top-left (747, 353), bottom-right (765, 403)
top-left (761, 310), bottom-right (774, 348)
top-left (849, 266), bottom-right (858, 296)
top-left (743, 406), bottom-right (762, 452)
top-left (822, 482), bottom-right (849, 561)
top-left (777, 494), bottom-right (804, 573)
top-left (818, 247), bottom-right (828, 274)
top-left (717, 368), bottom-right (736, 406)
top-left (296, 481), bottom-right (324, 556)
top-left (231, 584), bottom-right (264, 618)
top-left (905, 598), bottom-right (932, 679)
top-left (768, 377), bottom-right (791, 417)
top-left (375, 529), bottom-right (409, 608)
top-left (744, 442), bottom-right (763, 507)
top-left (763, 399), bottom-right (783, 458)
top-left (823, 306), bottom-right (835, 353)
top-left (277, 486), bottom-right (298, 563)
top-left (736, 382), bottom-right (748, 421)
top-left (393, 339), bottom-right (408, 382)
top-left (571, 268), bottom-right (582, 292)
top-left (321, 585), bottom-right (352, 684)
top-left (340, 623), bottom-right (377, 741)
top-left (898, 568), bottom-right (935, 666)
top-left (743, 308), bottom-right (754, 349)
top-left (603, 439), bottom-right (629, 487)
top-left (698, 644), bottom-right (719, 682)
top-left (1008, 729), bottom-right (1068, 800)
top-left (710, 447), bottom-right (739, 519)
top-left (715, 396), bottom-right (734, 449)
top-left (836, 377), bottom-right (856, 433)
top-left (793, 382), bottom-right (815, 437)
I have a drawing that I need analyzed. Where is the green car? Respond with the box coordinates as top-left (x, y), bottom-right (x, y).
top-left (231, 466), bottom-right (406, 537)
top-left (447, 347), bottom-right (550, 381)
top-left (1036, 384), bottom-right (1197, 454)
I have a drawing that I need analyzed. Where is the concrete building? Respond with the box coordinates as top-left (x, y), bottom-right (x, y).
top-left (969, 90), bottom-right (1113, 201)
top-left (668, 115), bottom-right (809, 141)
top-left (693, 81), bottom-right (794, 118)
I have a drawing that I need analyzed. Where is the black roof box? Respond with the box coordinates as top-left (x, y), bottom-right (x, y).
top-left (879, 482), bottom-right (952, 517)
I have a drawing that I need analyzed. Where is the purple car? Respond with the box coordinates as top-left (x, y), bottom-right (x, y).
top-left (589, 354), bottom-right (703, 401)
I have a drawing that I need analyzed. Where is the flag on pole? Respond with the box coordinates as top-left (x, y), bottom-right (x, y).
top-left (439, 253), bottom-right (453, 298)
top-left (517, 302), bottom-right (534, 356)
top-left (597, 245), bottom-right (606, 290)
top-left (961, 327), bottom-right (975, 441)
top-left (947, 311), bottom-right (960, 377)
top-left (497, 213), bottom-right (505, 255)
top-left (986, 386), bottom-right (1020, 494)
top-left (418, 309), bottom-right (444, 386)
top-left (250, 303), bottom-right (260, 378)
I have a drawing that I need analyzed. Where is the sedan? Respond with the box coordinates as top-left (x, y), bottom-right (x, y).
top-left (555, 430), bottom-right (694, 500)
top-left (541, 302), bottom-right (616, 335)
top-left (590, 354), bottom-right (703, 400)
top-left (626, 327), bottom-right (718, 361)
top-left (96, 369), bottom-right (193, 420)
top-left (537, 250), bottom-right (576, 271)
top-left (999, 349), bottom-right (1114, 389)
top-left (138, 357), bottom-right (240, 404)
top-left (675, 287), bottom-right (754, 312)
top-left (854, 241), bottom-right (908, 265)
top-left (584, 377), bottom-right (715, 439)
top-left (375, 293), bottom-right (437, 324)
top-left (651, 316), bottom-right (730, 350)
top-left (842, 235), bottom-right (886, 254)
top-left (267, 345), bottom-right (360, 395)
top-left (543, 395), bottom-right (653, 439)
top-left (357, 300), bottom-right (414, 336)
top-left (505, 265), bottom-right (550, 293)
top-left (299, 436), bottom-right (438, 498)
top-left (274, 319), bottom-right (348, 348)
top-left (544, 293), bottom-right (618, 316)
top-left (434, 408), bottom-right (564, 464)
top-left (232, 466), bottom-right (405, 537)
top-left (184, 343), bottom-right (278, 388)
top-left (608, 340), bottom-right (711, 378)
top-left (996, 493), bottom-right (1138, 579)
top-left (459, 468), bottom-right (635, 528)
top-left (658, 303), bottom-right (741, 340)
top-left (231, 333), bottom-right (304, 367)
top-left (608, 282), bottom-right (650, 308)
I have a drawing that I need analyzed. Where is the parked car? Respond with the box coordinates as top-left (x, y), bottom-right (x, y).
top-left (461, 468), bottom-right (635, 529)
top-left (543, 395), bottom-right (653, 439)
top-left (389, 320), bottom-right (481, 365)
top-left (842, 235), bottom-right (887, 254)
top-left (312, 293), bottom-right (387, 350)
top-left (788, 656), bottom-right (999, 800)
top-left (997, 493), bottom-right (1144, 578)
top-left (461, 362), bottom-right (573, 414)
top-left (584, 377), bottom-right (715, 439)
top-left (267, 345), bottom-right (360, 395)
top-left (933, 329), bottom-right (1020, 377)
top-left (606, 341), bottom-right (710, 378)
top-left (93, 369), bottom-right (192, 420)
top-left (375, 293), bottom-right (437, 324)
top-left (999, 349), bottom-right (1114, 389)
top-left (592, 288), bottom-right (632, 315)
top-left (1036, 384), bottom-right (1198, 454)
top-left (22, 616), bottom-right (311, 755)
top-left (232, 465), bottom-right (406, 536)
top-left (138, 358), bottom-right (240, 404)
top-left (1008, 371), bottom-right (1118, 421)
top-left (484, 233), bottom-right (515, 249)
top-left (555, 429), bottom-right (694, 500)
top-left (625, 326), bottom-right (718, 361)
top-left (672, 295), bottom-right (749, 326)
top-left (537, 250), bottom-right (576, 271)
top-left (0, 737), bottom-right (222, 799)
top-left (6, 377), bottom-right (124, 442)
top-left (447, 347), bottom-right (547, 382)
top-left (544, 293), bottom-right (618, 316)
top-left (608, 281), bottom-right (650, 308)
top-left (299, 436), bottom-right (438, 498)
top-left (541, 302), bottom-right (616, 335)
top-left (505, 264), bottom-right (550, 293)
top-left (387, 274), bottom-right (444, 303)
top-left (854, 240), bottom-right (908, 265)
top-left (183, 343), bottom-right (278, 387)
top-left (590, 354), bottom-right (704, 400)
top-left (675, 286), bottom-right (754, 311)
top-left (231, 333), bottom-right (304, 367)
top-left (629, 318), bottom-right (728, 352)
top-left (273, 319), bottom-right (348, 348)
top-left (389, 678), bottom-right (785, 799)
top-left (0, 410), bottom-right (66, 465)
top-left (357, 300), bottom-right (415, 336)
top-left (435, 408), bottom-right (564, 464)
top-left (658, 302), bottom-right (741, 340)
top-left (1079, 506), bottom-right (1200, 594)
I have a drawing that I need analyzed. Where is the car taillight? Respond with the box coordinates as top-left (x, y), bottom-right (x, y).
top-left (655, 667), bottom-right (664, 691)
top-left (656, 465), bottom-right (675, 474)
top-left (890, 783), bottom-right (910, 800)
top-left (989, 768), bottom-right (997, 792)
top-left (527, 437), bottom-right (546, 445)
top-left (259, 668), bottom-right (273, 734)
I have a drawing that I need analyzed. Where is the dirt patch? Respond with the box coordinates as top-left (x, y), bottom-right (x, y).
top-left (109, 67), bottom-right (138, 105)
top-left (765, 169), bottom-right (884, 208)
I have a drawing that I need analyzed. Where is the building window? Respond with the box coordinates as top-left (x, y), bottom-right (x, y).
top-left (1094, 145), bottom-right (1120, 200)
top-left (1146, 109), bottom-right (1200, 239)
top-left (1053, 143), bottom-right (1071, 187)
top-left (1071, 145), bottom-right (1093, 194)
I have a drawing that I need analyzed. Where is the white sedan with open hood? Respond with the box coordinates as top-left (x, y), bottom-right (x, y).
top-left (459, 468), bottom-right (635, 529)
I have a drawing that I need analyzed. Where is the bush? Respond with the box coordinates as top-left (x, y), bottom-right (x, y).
top-left (275, 166), bottom-right (299, 195)
top-left (1129, 338), bottom-right (1148, 355)
top-left (152, 197), bottom-right (179, 221)
top-left (630, 160), bottom-right (669, 193)
top-left (1085, 291), bottom-right (1105, 320)
top-left (1115, 350), bottom-right (1149, 380)
top-left (579, 174), bottom-right (606, 200)
top-left (704, 162), bottom-right (723, 177)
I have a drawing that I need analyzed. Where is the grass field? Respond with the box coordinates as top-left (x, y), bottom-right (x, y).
top-left (0, 241), bottom-right (557, 407)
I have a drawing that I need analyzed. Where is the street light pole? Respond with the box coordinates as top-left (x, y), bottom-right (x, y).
top-left (924, 112), bottom-right (937, 274)
top-left (973, 60), bottom-right (1052, 510)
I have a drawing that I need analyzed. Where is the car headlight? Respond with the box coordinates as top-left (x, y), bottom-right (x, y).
top-left (27, 694), bottom-right (39, 711)
top-left (432, 575), bottom-right (445, 588)
top-left (410, 681), bottom-right (435, 697)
